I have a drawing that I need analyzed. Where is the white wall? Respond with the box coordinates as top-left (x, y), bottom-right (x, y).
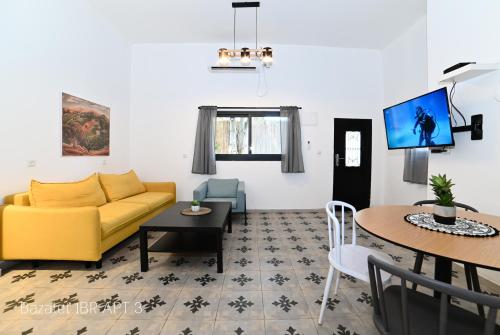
top-left (382, 17), bottom-right (429, 205)
top-left (0, 0), bottom-right (131, 201)
top-left (427, 0), bottom-right (500, 284)
top-left (427, 0), bottom-right (500, 215)
top-left (129, 44), bottom-right (385, 209)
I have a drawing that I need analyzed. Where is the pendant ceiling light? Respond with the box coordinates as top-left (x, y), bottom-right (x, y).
top-left (218, 2), bottom-right (273, 68)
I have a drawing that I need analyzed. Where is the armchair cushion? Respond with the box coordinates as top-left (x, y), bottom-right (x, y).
top-left (207, 178), bottom-right (239, 198)
top-left (204, 197), bottom-right (237, 209)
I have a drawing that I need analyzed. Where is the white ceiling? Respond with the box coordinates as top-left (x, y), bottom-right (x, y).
top-left (89, 0), bottom-right (426, 49)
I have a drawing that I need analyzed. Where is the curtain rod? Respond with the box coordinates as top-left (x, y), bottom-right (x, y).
top-left (198, 106), bottom-right (302, 110)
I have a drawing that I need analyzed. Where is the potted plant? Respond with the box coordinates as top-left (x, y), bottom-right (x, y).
top-left (191, 200), bottom-right (200, 212)
top-left (429, 174), bottom-right (456, 225)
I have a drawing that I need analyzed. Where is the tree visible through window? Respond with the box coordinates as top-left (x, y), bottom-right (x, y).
top-left (215, 112), bottom-right (281, 161)
top-left (215, 117), bottom-right (249, 154)
top-left (251, 117), bottom-right (281, 154)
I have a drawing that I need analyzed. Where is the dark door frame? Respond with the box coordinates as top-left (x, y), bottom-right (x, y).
top-left (332, 118), bottom-right (372, 210)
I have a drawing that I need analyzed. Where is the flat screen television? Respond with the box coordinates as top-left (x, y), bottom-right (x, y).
top-left (383, 87), bottom-right (455, 150)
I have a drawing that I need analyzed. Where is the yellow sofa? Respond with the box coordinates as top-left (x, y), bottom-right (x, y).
top-left (0, 173), bottom-right (175, 266)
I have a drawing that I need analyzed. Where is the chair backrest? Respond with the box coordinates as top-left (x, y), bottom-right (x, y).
top-left (325, 201), bottom-right (357, 262)
top-left (207, 178), bottom-right (239, 198)
top-left (368, 255), bottom-right (500, 335)
top-left (413, 200), bottom-right (478, 213)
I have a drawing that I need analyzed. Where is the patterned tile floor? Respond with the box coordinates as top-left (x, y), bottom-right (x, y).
top-left (0, 210), bottom-right (498, 334)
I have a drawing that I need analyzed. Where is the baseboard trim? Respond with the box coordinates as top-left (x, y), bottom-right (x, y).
top-left (0, 261), bottom-right (20, 276)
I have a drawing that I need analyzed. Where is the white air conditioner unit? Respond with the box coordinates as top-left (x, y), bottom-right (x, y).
top-left (209, 66), bottom-right (257, 72)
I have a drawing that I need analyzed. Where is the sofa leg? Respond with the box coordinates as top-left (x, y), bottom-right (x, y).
top-left (96, 260), bottom-right (102, 269)
top-left (32, 260), bottom-right (39, 268)
top-left (85, 261), bottom-right (92, 269)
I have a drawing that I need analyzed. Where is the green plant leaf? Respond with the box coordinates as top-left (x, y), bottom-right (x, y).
top-left (429, 174), bottom-right (455, 207)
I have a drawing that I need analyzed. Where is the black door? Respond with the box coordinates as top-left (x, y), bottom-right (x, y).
top-left (332, 118), bottom-right (372, 210)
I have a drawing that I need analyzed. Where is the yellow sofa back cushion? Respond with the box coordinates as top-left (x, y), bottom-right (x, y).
top-left (3, 192), bottom-right (30, 206)
top-left (29, 174), bottom-right (107, 208)
top-left (98, 170), bottom-right (146, 202)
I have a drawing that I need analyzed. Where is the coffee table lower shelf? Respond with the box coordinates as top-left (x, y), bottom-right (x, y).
top-left (148, 232), bottom-right (219, 253)
top-left (140, 229), bottom-right (226, 273)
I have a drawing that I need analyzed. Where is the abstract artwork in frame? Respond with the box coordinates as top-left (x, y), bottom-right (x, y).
top-left (62, 92), bottom-right (110, 156)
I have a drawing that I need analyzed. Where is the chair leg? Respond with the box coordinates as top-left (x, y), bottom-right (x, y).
top-left (411, 252), bottom-right (424, 290)
top-left (95, 260), bottom-right (102, 269)
top-left (244, 194), bottom-right (248, 226)
top-left (464, 264), bottom-right (473, 291)
top-left (466, 264), bottom-right (485, 318)
top-left (318, 266), bottom-right (335, 325)
top-left (333, 270), bottom-right (341, 295)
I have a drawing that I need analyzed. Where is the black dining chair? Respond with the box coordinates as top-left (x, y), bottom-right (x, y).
top-left (411, 200), bottom-right (485, 317)
top-left (368, 255), bottom-right (500, 335)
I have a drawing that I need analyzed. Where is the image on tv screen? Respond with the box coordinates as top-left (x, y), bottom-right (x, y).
top-left (383, 88), bottom-right (454, 149)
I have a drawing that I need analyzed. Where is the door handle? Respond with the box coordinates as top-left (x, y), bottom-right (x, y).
top-left (335, 153), bottom-right (345, 167)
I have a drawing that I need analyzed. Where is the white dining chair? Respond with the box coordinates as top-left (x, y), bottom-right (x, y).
top-left (318, 200), bottom-right (393, 325)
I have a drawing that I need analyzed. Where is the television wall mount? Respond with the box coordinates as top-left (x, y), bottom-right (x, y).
top-left (431, 114), bottom-right (482, 154)
top-left (452, 114), bottom-right (483, 140)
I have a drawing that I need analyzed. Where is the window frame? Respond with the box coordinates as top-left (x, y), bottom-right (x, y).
top-left (215, 110), bottom-right (282, 161)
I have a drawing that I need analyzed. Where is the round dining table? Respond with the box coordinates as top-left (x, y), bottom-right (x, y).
top-left (354, 205), bottom-right (500, 287)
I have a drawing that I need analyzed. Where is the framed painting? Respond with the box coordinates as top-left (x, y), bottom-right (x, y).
top-left (62, 93), bottom-right (110, 156)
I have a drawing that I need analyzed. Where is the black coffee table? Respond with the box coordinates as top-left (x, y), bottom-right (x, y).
top-left (139, 201), bottom-right (232, 273)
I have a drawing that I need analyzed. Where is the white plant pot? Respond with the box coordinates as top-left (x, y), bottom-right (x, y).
top-left (433, 205), bottom-right (456, 225)
top-left (191, 205), bottom-right (200, 212)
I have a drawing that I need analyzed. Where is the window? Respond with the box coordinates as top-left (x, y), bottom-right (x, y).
top-left (215, 111), bottom-right (281, 161)
top-left (345, 131), bottom-right (361, 167)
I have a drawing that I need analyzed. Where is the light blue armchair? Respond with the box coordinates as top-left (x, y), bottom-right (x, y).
top-left (193, 178), bottom-right (247, 225)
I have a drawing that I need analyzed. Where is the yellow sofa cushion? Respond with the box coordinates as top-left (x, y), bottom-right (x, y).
top-left (4, 192), bottom-right (30, 206)
top-left (99, 201), bottom-right (149, 239)
top-left (99, 170), bottom-right (146, 202)
top-left (120, 192), bottom-right (174, 210)
top-left (29, 174), bottom-right (107, 208)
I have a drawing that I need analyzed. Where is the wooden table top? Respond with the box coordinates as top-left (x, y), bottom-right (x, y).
top-left (354, 205), bottom-right (500, 270)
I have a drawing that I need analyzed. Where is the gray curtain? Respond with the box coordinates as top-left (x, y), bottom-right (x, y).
top-left (403, 148), bottom-right (429, 184)
top-left (280, 106), bottom-right (305, 173)
top-left (192, 106), bottom-right (217, 174)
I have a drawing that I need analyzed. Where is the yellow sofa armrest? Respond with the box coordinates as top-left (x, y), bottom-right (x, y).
top-left (1, 205), bottom-right (101, 261)
top-left (143, 182), bottom-right (176, 200)
top-left (4, 192), bottom-right (30, 206)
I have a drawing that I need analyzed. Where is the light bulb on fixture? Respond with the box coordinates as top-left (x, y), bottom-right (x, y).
top-left (218, 48), bottom-right (230, 66)
top-left (240, 47), bottom-right (251, 66)
top-left (262, 47), bottom-right (273, 67)
top-left (213, 2), bottom-right (274, 69)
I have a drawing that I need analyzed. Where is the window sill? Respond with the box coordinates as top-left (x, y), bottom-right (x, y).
top-left (216, 154), bottom-right (281, 161)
